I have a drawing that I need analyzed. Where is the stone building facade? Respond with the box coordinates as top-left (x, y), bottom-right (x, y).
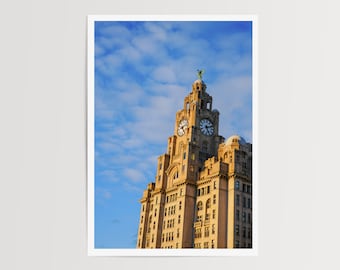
top-left (136, 76), bottom-right (252, 249)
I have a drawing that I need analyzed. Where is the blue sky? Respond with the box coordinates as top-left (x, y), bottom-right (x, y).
top-left (94, 20), bottom-right (252, 248)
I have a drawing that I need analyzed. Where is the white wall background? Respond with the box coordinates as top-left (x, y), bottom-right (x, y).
top-left (1, 0), bottom-right (339, 269)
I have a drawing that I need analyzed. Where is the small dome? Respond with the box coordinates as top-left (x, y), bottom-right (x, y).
top-left (192, 79), bottom-right (206, 91)
top-left (225, 135), bottom-right (247, 145)
top-left (193, 79), bottom-right (205, 85)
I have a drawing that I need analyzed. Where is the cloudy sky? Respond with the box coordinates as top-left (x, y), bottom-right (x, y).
top-left (93, 19), bottom-right (253, 248)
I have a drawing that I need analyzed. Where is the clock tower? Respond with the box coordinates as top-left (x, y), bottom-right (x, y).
top-left (136, 71), bottom-right (252, 249)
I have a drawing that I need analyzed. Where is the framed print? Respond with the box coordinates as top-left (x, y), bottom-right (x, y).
top-left (87, 14), bottom-right (257, 256)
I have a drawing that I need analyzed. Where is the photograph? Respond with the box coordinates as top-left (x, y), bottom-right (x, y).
top-left (87, 15), bottom-right (256, 256)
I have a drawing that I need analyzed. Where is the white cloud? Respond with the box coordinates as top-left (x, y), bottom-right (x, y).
top-left (123, 168), bottom-right (146, 183)
top-left (95, 53), bottom-right (124, 76)
top-left (119, 44), bottom-right (142, 62)
top-left (209, 75), bottom-right (252, 142)
top-left (151, 66), bottom-right (177, 83)
top-left (132, 35), bottom-right (162, 55)
top-left (99, 170), bottom-right (119, 182)
top-left (144, 22), bottom-right (167, 41)
top-left (96, 188), bottom-right (112, 200)
top-left (123, 182), bottom-right (143, 193)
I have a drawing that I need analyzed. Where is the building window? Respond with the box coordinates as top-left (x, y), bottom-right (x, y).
top-left (236, 209), bottom-right (240, 221)
top-left (165, 208), bottom-right (167, 216)
top-left (178, 215), bottom-right (181, 224)
top-left (235, 181), bottom-right (240, 190)
top-left (242, 227), bottom-right (246, 238)
top-left (182, 165), bottom-right (185, 172)
top-left (248, 198), bottom-right (252, 209)
top-left (206, 199), bottom-right (211, 209)
top-left (248, 213), bottom-right (251, 224)
top-left (158, 175), bottom-right (161, 181)
top-left (214, 181), bottom-right (217, 189)
top-left (183, 152), bottom-right (186, 160)
top-left (204, 227), bottom-right (209, 237)
top-left (242, 184), bottom-right (246, 192)
top-left (204, 242), bottom-right (209, 248)
top-left (242, 212), bottom-right (246, 222)
top-left (159, 163), bottom-right (162, 170)
top-left (235, 225), bottom-right (239, 236)
top-left (212, 209), bottom-right (216, 219)
top-left (177, 228), bottom-right (180, 238)
top-left (211, 240), bottom-right (215, 248)
top-left (236, 194), bottom-right (240, 206)
top-left (179, 201), bottom-right (182, 210)
top-left (242, 197), bottom-right (246, 208)
top-left (197, 201), bottom-right (203, 211)
top-left (197, 215), bottom-right (202, 222)
top-left (235, 240), bottom-right (240, 248)
top-left (191, 153), bottom-right (195, 160)
top-left (195, 228), bottom-right (201, 238)
top-left (141, 216), bottom-right (143, 223)
top-left (212, 224), bottom-right (215, 234)
top-left (207, 186), bottom-right (210, 194)
top-left (213, 194), bottom-right (216, 204)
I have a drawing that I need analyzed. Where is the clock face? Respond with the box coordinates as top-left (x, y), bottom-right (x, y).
top-left (200, 119), bottom-right (214, 136)
top-left (177, 119), bottom-right (188, 136)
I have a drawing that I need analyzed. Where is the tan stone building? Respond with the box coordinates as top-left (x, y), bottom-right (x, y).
top-left (136, 75), bottom-right (252, 249)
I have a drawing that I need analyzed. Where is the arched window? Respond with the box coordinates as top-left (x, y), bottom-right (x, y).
top-left (206, 199), bottom-right (211, 209)
top-left (197, 201), bottom-right (203, 211)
